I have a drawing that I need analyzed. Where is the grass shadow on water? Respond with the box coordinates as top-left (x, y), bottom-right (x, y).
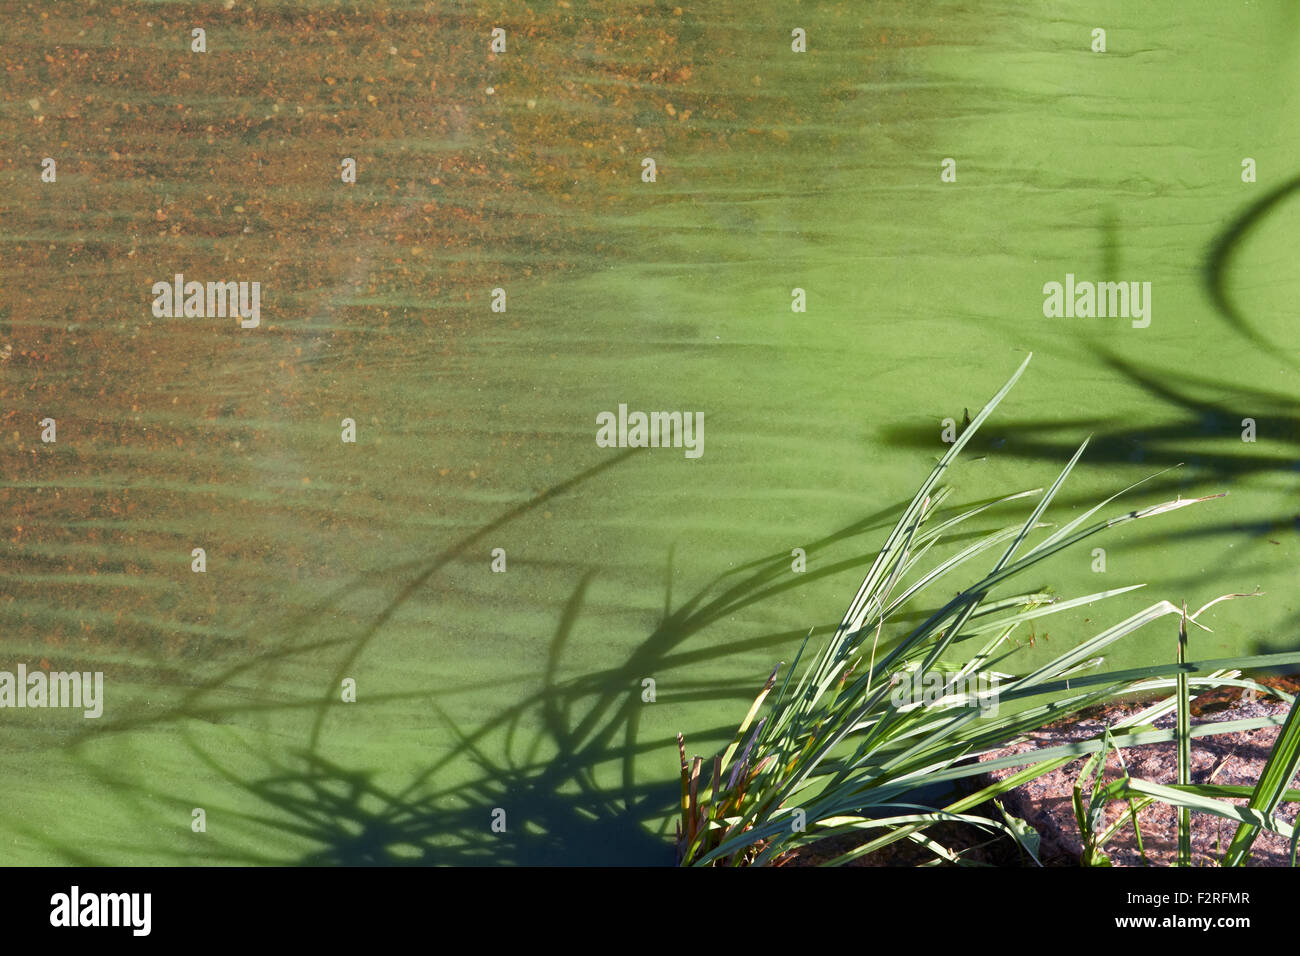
top-left (15, 452), bottom-right (941, 865)
top-left (876, 346), bottom-right (1300, 548)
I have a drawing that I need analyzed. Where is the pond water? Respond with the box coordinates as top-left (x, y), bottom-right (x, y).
top-left (2, 0), bottom-right (1298, 864)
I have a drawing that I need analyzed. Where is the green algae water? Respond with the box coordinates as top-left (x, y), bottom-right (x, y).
top-left (1, 1), bottom-right (1299, 864)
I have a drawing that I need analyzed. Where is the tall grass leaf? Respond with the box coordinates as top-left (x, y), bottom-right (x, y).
top-left (1176, 603), bottom-right (1192, 866)
top-left (1223, 691), bottom-right (1300, 866)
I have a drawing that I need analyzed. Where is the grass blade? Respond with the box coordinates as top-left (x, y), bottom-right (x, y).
top-left (1176, 603), bottom-right (1192, 867)
top-left (1223, 690), bottom-right (1300, 866)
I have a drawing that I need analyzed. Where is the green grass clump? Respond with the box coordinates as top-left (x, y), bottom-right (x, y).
top-left (676, 354), bottom-right (1300, 866)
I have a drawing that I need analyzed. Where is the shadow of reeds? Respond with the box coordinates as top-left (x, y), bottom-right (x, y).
top-left (881, 177), bottom-right (1300, 535)
top-left (18, 445), bottom-right (950, 864)
top-left (1205, 171), bottom-right (1300, 369)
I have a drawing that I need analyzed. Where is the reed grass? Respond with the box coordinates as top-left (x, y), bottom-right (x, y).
top-left (676, 354), bottom-right (1300, 866)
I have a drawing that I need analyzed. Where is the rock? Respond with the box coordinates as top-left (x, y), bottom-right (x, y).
top-left (980, 688), bottom-right (1299, 866)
